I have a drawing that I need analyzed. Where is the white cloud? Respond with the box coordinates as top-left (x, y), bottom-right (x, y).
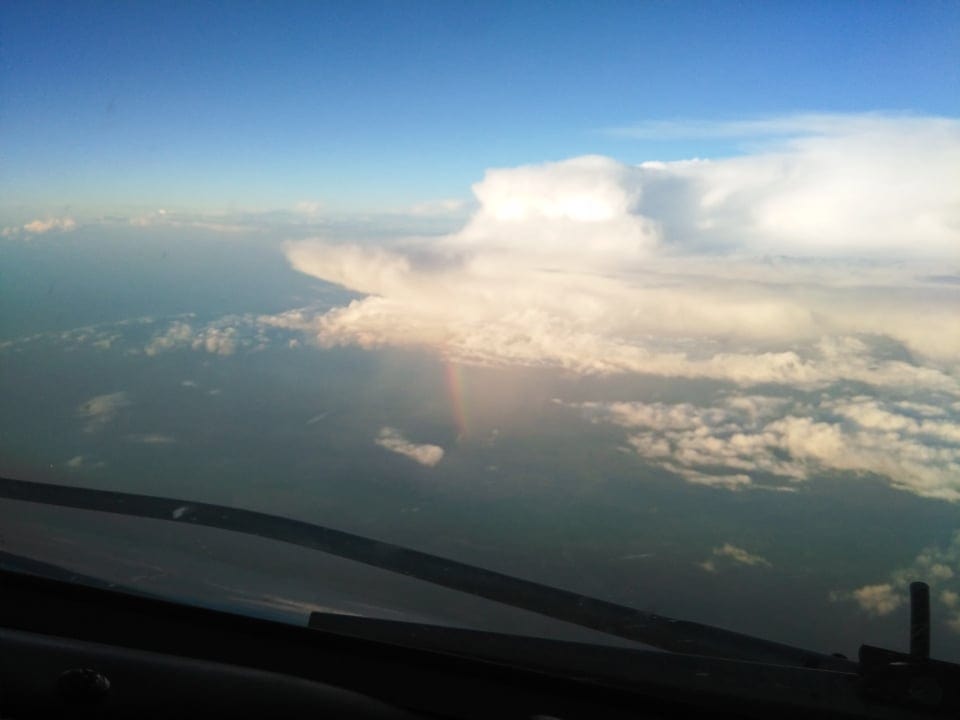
top-left (144, 318), bottom-right (265, 357)
top-left (714, 543), bottom-right (771, 567)
top-left (25, 217), bottom-right (77, 234)
top-left (277, 115), bottom-right (959, 392)
top-left (572, 394), bottom-right (960, 501)
top-left (852, 584), bottom-right (903, 616)
top-left (700, 543), bottom-right (772, 573)
top-left (835, 531), bottom-right (960, 630)
top-left (375, 427), bottom-right (444, 467)
top-left (2, 216), bottom-right (77, 237)
top-left (77, 392), bottom-right (131, 432)
top-left (145, 321), bottom-right (195, 355)
top-left (266, 115), bottom-right (960, 501)
top-left (196, 327), bottom-right (239, 356)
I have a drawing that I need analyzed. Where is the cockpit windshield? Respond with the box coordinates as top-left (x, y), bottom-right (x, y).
top-left (1, 1), bottom-right (959, 665)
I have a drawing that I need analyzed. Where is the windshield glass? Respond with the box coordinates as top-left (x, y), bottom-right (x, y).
top-left (2, 1), bottom-right (959, 663)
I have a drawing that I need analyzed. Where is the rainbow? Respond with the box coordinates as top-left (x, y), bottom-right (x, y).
top-left (443, 360), bottom-right (470, 440)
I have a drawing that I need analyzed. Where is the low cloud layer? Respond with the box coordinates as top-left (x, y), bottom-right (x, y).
top-left (143, 318), bottom-right (271, 357)
top-left (375, 427), bottom-right (444, 467)
top-left (2, 216), bottom-right (77, 237)
top-left (572, 394), bottom-right (960, 501)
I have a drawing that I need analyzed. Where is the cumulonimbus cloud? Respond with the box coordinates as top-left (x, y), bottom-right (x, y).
top-left (280, 114), bottom-right (959, 380)
top-left (269, 114), bottom-right (960, 498)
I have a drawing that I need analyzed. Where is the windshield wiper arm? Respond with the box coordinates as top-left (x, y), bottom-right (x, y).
top-left (0, 475), bottom-right (853, 671)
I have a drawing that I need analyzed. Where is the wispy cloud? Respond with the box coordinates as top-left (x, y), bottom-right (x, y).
top-left (375, 427), bottom-right (444, 467)
top-left (604, 111), bottom-right (947, 140)
top-left (700, 543), bottom-right (772, 573)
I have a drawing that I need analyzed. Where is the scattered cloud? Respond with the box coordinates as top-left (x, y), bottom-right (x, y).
top-left (77, 392), bottom-right (131, 432)
top-left (143, 318), bottom-right (270, 357)
top-left (144, 321), bottom-right (195, 355)
top-left (2, 216), bottom-right (77, 237)
top-left (24, 217), bottom-right (77, 233)
top-left (570, 393), bottom-right (960, 501)
top-left (834, 531), bottom-right (960, 631)
top-left (715, 543), bottom-right (772, 567)
top-left (375, 427), bottom-right (444, 467)
top-left (700, 543), bottom-right (771, 573)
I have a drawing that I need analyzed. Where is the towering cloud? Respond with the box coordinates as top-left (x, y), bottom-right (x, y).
top-left (283, 115), bottom-right (959, 379)
top-left (275, 114), bottom-right (960, 498)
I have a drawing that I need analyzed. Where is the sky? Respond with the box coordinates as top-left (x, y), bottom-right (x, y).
top-left (2, 0), bottom-right (959, 216)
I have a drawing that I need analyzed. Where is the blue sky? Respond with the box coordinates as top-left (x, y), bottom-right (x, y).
top-left (1, 0), bottom-right (958, 217)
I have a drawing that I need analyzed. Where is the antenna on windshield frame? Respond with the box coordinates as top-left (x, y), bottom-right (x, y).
top-left (910, 581), bottom-right (930, 660)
